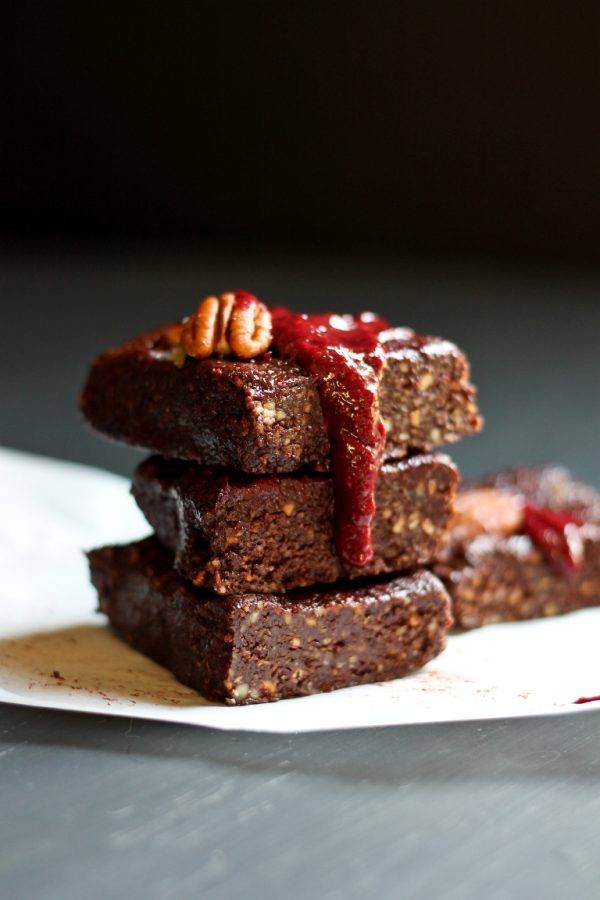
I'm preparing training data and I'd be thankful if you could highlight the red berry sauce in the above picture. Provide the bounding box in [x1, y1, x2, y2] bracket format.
[230, 289, 260, 310]
[272, 308, 389, 567]
[573, 694, 600, 705]
[522, 503, 584, 575]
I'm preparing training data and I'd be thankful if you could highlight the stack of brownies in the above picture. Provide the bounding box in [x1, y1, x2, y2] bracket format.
[83, 291, 482, 704]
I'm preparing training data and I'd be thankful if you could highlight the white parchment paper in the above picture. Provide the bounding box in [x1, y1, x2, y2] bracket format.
[1, 446, 599, 733]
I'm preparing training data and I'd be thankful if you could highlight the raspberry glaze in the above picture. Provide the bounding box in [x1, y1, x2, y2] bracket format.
[229, 289, 260, 310]
[522, 503, 584, 575]
[272, 308, 389, 567]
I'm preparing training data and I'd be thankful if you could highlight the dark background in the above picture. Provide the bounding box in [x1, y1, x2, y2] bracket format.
[3, 7, 600, 899]
[2, 2, 600, 262]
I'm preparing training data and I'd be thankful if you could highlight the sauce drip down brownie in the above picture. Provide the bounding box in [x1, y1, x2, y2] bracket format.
[271, 308, 389, 566]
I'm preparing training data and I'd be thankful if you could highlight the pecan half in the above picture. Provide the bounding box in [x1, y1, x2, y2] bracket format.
[181, 291, 272, 360]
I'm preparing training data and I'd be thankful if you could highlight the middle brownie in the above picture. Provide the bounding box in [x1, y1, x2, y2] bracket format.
[133, 453, 458, 594]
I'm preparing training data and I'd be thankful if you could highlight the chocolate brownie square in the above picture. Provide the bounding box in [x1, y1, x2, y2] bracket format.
[132, 452, 458, 593]
[81, 324, 481, 472]
[436, 466, 600, 628]
[89, 538, 453, 704]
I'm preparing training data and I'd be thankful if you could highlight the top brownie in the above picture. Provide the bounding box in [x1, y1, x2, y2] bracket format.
[81, 324, 481, 473]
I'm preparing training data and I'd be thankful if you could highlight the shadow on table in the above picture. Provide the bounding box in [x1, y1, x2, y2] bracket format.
[0, 624, 210, 709]
[2, 694, 600, 787]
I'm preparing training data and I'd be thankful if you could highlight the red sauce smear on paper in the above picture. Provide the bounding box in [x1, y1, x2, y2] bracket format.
[522, 503, 584, 575]
[272, 308, 389, 567]
[573, 695, 600, 705]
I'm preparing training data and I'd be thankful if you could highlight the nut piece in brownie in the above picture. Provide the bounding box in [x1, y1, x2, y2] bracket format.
[80, 323, 481, 473]
[89, 538, 453, 705]
[436, 465, 600, 629]
[132, 452, 458, 594]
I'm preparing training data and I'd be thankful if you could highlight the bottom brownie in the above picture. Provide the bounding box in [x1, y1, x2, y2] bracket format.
[88, 538, 452, 704]
[436, 465, 600, 629]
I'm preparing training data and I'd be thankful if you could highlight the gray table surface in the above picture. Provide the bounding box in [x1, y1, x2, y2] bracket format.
[2, 241, 600, 899]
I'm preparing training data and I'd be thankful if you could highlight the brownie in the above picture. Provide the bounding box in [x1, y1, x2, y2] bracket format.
[89, 537, 453, 705]
[436, 466, 600, 629]
[132, 452, 458, 594]
[80, 324, 481, 472]
[475, 465, 600, 521]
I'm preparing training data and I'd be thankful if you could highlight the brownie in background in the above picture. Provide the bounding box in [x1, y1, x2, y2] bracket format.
[437, 466, 600, 629]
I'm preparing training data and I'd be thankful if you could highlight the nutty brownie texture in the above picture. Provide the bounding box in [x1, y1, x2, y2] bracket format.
[89, 538, 453, 704]
[437, 466, 600, 629]
[132, 453, 458, 593]
[80, 324, 481, 472]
